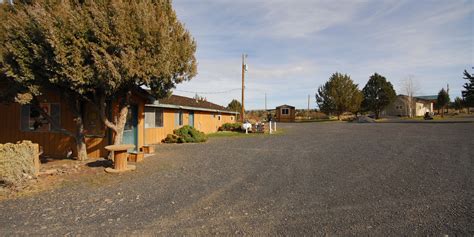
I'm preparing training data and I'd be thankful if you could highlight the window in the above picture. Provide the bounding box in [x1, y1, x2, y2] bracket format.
[281, 108, 290, 115]
[217, 114, 221, 121]
[84, 103, 105, 136]
[231, 116, 234, 121]
[21, 103, 60, 132]
[175, 111, 183, 127]
[145, 107, 163, 128]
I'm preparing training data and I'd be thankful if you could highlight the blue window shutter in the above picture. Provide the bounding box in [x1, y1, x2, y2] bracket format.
[50, 104, 61, 131]
[21, 105, 30, 131]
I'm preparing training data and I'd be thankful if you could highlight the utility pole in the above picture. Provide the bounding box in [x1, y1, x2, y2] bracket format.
[307, 95, 310, 118]
[265, 93, 267, 111]
[241, 54, 247, 122]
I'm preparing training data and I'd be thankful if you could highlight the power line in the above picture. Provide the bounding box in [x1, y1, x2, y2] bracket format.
[174, 88, 241, 94]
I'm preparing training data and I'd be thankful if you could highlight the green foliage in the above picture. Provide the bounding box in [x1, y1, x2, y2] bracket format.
[219, 122, 243, 132]
[437, 88, 450, 107]
[452, 97, 464, 111]
[462, 70, 474, 107]
[362, 73, 397, 119]
[0, 0, 197, 154]
[227, 99, 242, 113]
[437, 88, 450, 117]
[163, 126, 207, 143]
[1, 0, 197, 102]
[316, 72, 363, 119]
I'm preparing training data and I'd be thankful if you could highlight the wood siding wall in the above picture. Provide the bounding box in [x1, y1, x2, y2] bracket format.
[0, 93, 105, 158]
[276, 107, 296, 122]
[0, 92, 146, 159]
[144, 109, 235, 144]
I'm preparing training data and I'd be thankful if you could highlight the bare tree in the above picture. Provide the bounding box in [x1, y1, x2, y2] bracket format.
[400, 76, 419, 118]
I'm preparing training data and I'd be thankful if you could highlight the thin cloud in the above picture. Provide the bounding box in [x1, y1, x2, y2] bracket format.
[173, 0, 474, 109]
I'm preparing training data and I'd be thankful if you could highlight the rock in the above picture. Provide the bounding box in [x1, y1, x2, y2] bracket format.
[40, 169, 58, 176]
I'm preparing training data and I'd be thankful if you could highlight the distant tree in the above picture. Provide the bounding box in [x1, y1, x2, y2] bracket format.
[316, 72, 362, 120]
[437, 88, 450, 117]
[227, 99, 242, 120]
[452, 97, 464, 112]
[361, 73, 397, 119]
[0, 0, 197, 160]
[227, 99, 242, 112]
[401, 76, 419, 118]
[462, 69, 474, 111]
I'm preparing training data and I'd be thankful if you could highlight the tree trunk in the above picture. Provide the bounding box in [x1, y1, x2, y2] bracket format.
[96, 91, 132, 160]
[75, 136, 88, 161]
[74, 116, 88, 161]
[113, 104, 129, 145]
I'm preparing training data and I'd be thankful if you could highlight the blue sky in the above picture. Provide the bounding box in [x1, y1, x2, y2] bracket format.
[172, 0, 473, 110]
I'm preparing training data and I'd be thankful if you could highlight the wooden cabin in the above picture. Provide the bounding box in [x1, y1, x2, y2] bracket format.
[275, 104, 296, 122]
[0, 92, 237, 159]
[0, 88, 151, 159]
[144, 95, 238, 145]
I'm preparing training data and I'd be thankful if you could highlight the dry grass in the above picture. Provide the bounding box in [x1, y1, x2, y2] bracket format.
[0, 141, 37, 187]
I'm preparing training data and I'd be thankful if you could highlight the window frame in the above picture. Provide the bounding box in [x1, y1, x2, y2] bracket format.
[20, 103, 61, 133]
[145, 107, 164, 128]
[175, 110, 184, 127]
[281, 108, 290, 115]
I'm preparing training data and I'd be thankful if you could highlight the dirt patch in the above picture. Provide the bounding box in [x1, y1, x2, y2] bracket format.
[0, 157, 113, 201]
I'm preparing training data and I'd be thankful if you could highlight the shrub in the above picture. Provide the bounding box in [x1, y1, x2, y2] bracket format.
[219, 123, 243, 132]
[162, 126, 207, 143]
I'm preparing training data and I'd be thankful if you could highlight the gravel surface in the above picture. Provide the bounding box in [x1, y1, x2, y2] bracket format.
[0, 122, 473, 235]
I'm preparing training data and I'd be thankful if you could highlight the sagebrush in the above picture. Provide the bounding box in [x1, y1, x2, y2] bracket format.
[163, 126, 207, 143]
[219, 123, 243, 132]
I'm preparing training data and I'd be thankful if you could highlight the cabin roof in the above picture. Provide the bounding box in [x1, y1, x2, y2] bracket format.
[147, 94, 238, 114]
[276, 104, 295, 109]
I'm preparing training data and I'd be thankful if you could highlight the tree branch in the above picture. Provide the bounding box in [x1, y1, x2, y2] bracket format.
[97, 93, 118, 133]
[30, 101, 75, 138]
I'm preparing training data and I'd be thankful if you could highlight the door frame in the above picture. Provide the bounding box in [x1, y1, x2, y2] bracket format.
[189, 111, 195, 127]
[123, 104, 139, 151]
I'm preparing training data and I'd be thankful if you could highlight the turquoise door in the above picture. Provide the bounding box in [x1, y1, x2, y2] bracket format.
[123, 104, 138, 151]
[189, 111, 194, 127]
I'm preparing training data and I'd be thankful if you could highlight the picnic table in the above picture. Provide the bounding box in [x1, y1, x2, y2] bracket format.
[104, 144, 136, 173]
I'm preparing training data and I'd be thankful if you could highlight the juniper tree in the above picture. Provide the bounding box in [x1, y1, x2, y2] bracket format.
[361, 73, 396, 119]
[453, 97, 464, 112]
[227, 99, 242, 119]
[316, 72, 362, 120]
[437, 88, 450, 117]
[0, 0, 197, 160]
[462, 69, 474, 110]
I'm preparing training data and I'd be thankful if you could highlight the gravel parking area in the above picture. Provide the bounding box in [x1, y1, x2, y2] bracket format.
[0, 122, 473, 235]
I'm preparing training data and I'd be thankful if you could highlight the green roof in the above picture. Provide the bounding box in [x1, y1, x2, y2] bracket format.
[415, 95, 438, 100]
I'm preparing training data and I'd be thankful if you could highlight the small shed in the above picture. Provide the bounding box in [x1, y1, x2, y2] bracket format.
[275, 105, 296, 122]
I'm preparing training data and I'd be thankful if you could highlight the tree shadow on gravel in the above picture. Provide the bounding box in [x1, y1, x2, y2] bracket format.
[86, 159, 113, 168]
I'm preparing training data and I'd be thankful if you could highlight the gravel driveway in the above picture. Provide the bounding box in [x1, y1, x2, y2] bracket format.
[1, 122, 473, 235]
